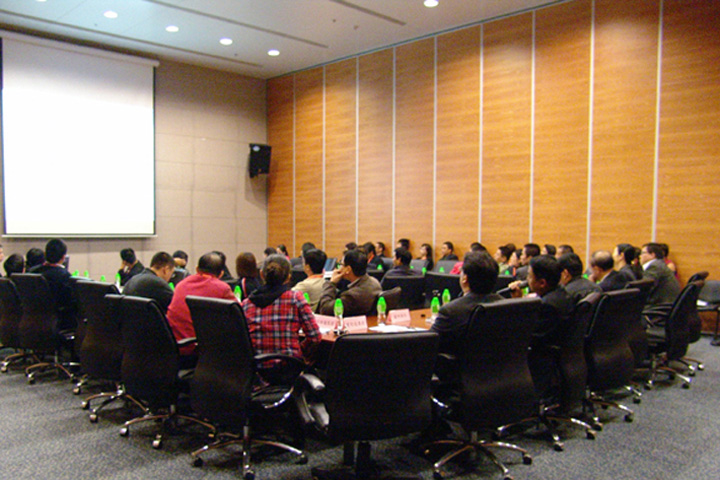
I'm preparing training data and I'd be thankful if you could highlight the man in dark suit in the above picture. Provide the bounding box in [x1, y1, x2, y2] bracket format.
[29, 238, 77, 331]
[122, 251, 175, 312]
[317, 249, 382, 317]
[640, 242, 681, 308]
[118, 248, 144, 287]
[558, 252, 601, 303]
[438, 241, 459, 261]
[362, 242, 385, 272]
[590, 250, 627, 292]
[515, 243, 540, 281]
[382, 247, 422, 280]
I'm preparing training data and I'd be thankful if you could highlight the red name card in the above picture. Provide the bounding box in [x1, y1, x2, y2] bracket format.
[344, 316, 368, 333]
[314, 314, 338, 332]
[387, 309, 411, 326]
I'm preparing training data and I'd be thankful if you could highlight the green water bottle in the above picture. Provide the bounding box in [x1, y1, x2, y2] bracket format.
[377, 296, 387, 325]
[115, 273, 121, 287]
[234, 285, 242, 300]
[169, 282, 175, 291]
[304, 292, 311, 304]
[422, 267, 427, 275]
[333, 298, 346, 335]
[439, 267, 445, 273]
[72, 270, 79, 277]
[430, 296, 440, 321]
[100, 275, 106, 282]
[377, 263, 383, 270]
[84, 270, 89, 278]
[442, 288, 451, 305]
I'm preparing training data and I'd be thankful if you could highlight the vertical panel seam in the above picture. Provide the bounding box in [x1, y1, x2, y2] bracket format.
[392, 47, 397, 246]
[322, 67, 327, 251]
[433, 36, 438, 251]
[292, 75, 297, 254]
[529, 12, 536, 242]
[478, 25, 484, 242]
[586, 0, 596, 262]
[355, 57, 360, 243]
[652, 0, 664, 241]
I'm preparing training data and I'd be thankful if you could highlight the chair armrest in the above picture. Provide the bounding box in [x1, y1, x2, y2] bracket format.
[297, 372, 325, 394]
[177, 336, 197, 347]
[642, 304, 672, 317]
[254, 353, 306, 370]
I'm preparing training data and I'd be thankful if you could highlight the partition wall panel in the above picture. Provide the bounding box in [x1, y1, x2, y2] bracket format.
[589, 0, 659, 254]
[533, 0, 592, 256]
[657, 0, 720, 278]
[294, 68, 324, 255]
[480, 14, 533, 251]
[358, 50, 394, 248]
[394, 39, 435, 257]
[267, 75, 294, 252]
[436, 27, 481, 257]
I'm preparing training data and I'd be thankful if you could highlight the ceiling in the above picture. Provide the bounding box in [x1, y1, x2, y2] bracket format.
[0, 0, 560, 79]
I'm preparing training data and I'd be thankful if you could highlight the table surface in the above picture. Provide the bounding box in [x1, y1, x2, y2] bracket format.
[320, 308, 433, 342]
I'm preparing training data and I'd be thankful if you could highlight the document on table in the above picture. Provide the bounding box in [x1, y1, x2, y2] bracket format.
[368, 325, 425, 333]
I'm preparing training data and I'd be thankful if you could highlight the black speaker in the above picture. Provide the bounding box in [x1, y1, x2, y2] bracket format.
[249, 144, 271, 178]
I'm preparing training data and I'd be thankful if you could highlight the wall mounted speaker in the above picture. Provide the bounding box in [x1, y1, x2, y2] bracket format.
[249, 143, 271, 178]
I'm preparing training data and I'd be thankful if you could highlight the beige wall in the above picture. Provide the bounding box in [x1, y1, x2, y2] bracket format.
[1, 60, 268, 279]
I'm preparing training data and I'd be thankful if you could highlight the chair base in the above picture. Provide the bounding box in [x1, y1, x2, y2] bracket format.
[637, 354, 692, 390]
[312, 441, 419, 480]
[1, 350, 40, 373]
[584, 394, 634, 424]
[25, 359, 75, 384]
[81, 383, 148, 423]
[119, 405, 215, 449]
[495, 405, 596, 452]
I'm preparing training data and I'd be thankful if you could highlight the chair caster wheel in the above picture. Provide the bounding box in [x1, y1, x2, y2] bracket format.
[688, 370, 696, 377]
[89, 413, 98, 423]
[0, 365, 8, 373]
[503, 476, 514, 480]
[433, 471, 443, 480]
[192, 457, 204, 467]
[632, 396, 641, 404]
[624, 414, 633, 423]
[152, 438, 162, 449]
[243, 469, 255, 480]
[553, 442, 564, 452]
[119, 427, 129, 437]
[586, 430, 596, 440]
[27, 377, 35, 385]
[698, 364, 705, 371]
[523, 454, 532, 465]
[644, 382, 653, 390]
[81, 401, 90, 410]
[73, 386, 81, 395]
[682, 382, 690, 389]
[591, 421, 603, 431]
[296, 454, 308, 465]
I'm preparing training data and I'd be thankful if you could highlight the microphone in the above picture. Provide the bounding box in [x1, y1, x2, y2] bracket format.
[496, 280, 528, 297]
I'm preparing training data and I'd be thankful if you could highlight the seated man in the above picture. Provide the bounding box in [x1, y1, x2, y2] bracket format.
[382, 247, 422, 279]
[558, 252, 601, 303]
[362, 242, 385, 272]
[640, 242, 681, 309]
[590, 250, 627, 292]
[118, 248, 144, 287]
[169, 250, 190, 286]
[30, 238, 77, 331]
[317, 249, 382, 317]
[166, 252, 238, 367]
[4, 254, 25, 276]
[431, 251, 502, 357]
[515, 243, 540, 281]
[449, 242, 486, 274]
[438, 241, 459, 261]
[292, 248, 327, 311]
[25, 248, 45, 271]
[122, 251, 176, 313]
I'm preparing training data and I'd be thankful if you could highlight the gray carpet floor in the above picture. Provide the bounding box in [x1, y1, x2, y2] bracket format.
[2, 339, 720, 480]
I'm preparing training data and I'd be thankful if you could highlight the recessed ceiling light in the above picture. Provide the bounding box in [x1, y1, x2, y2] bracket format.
[219, 38, 233, 46]
[268, 49, 280, 57]
[36, 0, 47, 3]
[424, 0, 439, 7]
[104, 10, 118, 19]
[165, 25, 179, 33]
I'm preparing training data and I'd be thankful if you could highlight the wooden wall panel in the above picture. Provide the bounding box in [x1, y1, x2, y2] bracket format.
[358, 49, 393, 247]
[395, 39, 435, 257]
[324, 60, 357, 260]
[294, 68, 324, 256]
[481, 14, 533, 251]
[533, 0, 592, 258]
[266, 75, 294, 251]
[657, 0, 720, 282]
[590, 0, 659, 254]
[436, 27, 481, 257]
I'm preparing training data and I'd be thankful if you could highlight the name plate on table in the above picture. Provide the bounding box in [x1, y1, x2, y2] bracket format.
[314, 314, 338, 333]
[344, 316, 368, 333]
[387, 309, 411, 326]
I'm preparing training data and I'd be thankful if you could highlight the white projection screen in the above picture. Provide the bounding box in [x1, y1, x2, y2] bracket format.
[1, 33, 157, 236]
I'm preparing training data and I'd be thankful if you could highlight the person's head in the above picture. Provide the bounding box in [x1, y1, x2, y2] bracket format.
[393, 247, 412, 267]
[4, 254, 24, 276]
[362, 242, 376, 260]
[197, 252, 224, 277]
[45, 238, 67, 265]
[528, 255, 562, 296]
[660, 243, 670, 258]
[375, 242, 387, 257]
[120, 248, 136, 265]
[303, 248, 327, 275]
[420, 243, 433, 259]
[469, 242, 486, 253]
[345, 242, 358, 252]
[508, 249, 522, 268]
[614, 243, 635, 266]
[263, 247, 276, 258]
[556, 244, 574, 258]
[640, 242, 664, 264]
[301, 242, 316, 256]
[590, 250, 614, 277]
[542, 244, 557, 256]
[25, 248, 45, 269]
[172, 250, 188, 268]
[235, 252, 259, 278]
[396, 238, 410, 250]
[461, 251, 498, 295]
[149, 252, 175, 282]
[341, 248, 368, 279]
[494, 244, 514, 264]
[276, 244, 289, 256]
[557, 252, 583, 285]
[520, 243, 540, 265]
[262, 254, 291, 287]
[441, 241, 455, 257]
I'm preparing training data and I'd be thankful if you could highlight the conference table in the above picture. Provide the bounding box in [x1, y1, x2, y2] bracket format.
[319, 308, 433, 342]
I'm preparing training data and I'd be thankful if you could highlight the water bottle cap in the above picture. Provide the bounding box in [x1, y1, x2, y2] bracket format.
[378, 296, 386, 306]
[169, 282, 175, 290]
[377, 264, 383, 270]
[439, 267, 445, 273]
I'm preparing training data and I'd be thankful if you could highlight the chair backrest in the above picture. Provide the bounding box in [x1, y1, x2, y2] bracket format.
[367, 269, 384, 282]
[380, 257, 394, 271]
[433, 259, 457, 273]
[324, 332, 438, 442]
[380, 275, 426, 309]
[0, 277, 23, 348]
[410, 259, 426, 272]
[686, 271, 709, 284]
[585, 289, 643, 390]
[13, 273, 59, 352]
[112, 294, 180, 408]
[168, 268, 189, 287]
[625, 278, 654, 306]
[699, 280, 720, 304]
[493, 274, 514, 293]
[459, 297, 541, 428]
[186, 296, 255, 430]
[379, 287, 402, 312]
[664, 280, 703, 360]
[424, 272, 462, 306]
[75, 280, 122, 380]
[290, 269, 308, 287]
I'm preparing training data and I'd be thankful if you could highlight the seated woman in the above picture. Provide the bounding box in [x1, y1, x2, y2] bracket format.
[418, 243, 434, 272]
[235, 252, 262, 299]
[242, 254, 321, 384]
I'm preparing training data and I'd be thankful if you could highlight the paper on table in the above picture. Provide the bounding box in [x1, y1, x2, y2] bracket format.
[369, 324, 419, 333]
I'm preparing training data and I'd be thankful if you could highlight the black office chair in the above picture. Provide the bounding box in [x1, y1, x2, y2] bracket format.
[686, 271, 709, 284]
[410, 259, 427, 272]
[424, 272, 462, 307]
[493, 274, 514, 293]
[290, 268, 308, 287]
[379, 287, 402, 312]
[168, 268, 189, 287]
[13, 273, 76, 384]
[433, 260, 457, 273]
[381, 275, 426, 309]
[113, 294, 213, 449]
[0, 278, 39, 372]
[186, 296, 307, 479]
[299, 332, 439, 479]
[367, 269, 385, 282]
[380, 257, 394, 271]
[698, 280, 720, 346]
[429, 298, 539, 479]
[625, 278, 654, 307]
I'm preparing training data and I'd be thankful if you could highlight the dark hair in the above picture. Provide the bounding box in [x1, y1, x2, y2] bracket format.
[150, 251, 174, 269]
[343, 249, 368, 276]
[470, 242, 486, 252]
[120, 248, 136, 264]
[544, 244, 557, 256]
[660, 243, 670, 257]
[45, 238, 67, 264]
[263, 247, 276, 257]
[301, 242, 316, 256]
[443, 241, 454, 252]
[397, 238, 410, 250]
[591, 250, 614, 271]
[236, 252, 259, 278]
[497, 245, 514, 262]
[420, 243, 434, 271]
[262, 254, 291, 287]
[376, 242, 387, 256]
[523, 243, 540, 258]
[172, 250, 188, 261]
[557, 244, 574, 255]
[345, 242, 358, 251]
[557, 252, 583, 278]
[394, 247, 412, 266]
[362, 242, 376, 256]
[277, 244, 289, 256]
[529, 255, 562, 289]
[25, 248, 45, 269]
[643, 242, 665, 260]
[197, 252, 224, 276]
[303, 248, 327, 275]
[617, 243, 636, 264]
[4, 254, 24, 276]
[462, 251, 498, 294]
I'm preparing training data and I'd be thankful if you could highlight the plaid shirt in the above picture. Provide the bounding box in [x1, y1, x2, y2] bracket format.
[242, 289, 321, 368]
